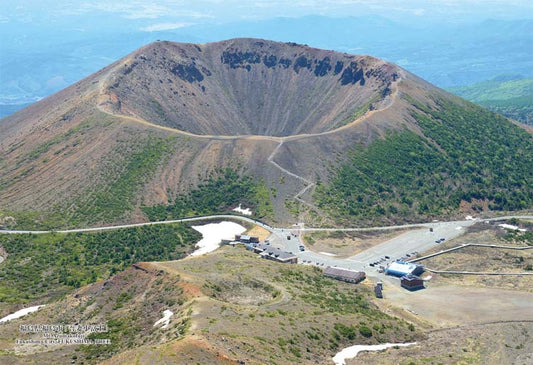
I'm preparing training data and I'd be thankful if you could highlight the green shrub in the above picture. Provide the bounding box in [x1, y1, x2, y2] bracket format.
[359, 325, 372, 338]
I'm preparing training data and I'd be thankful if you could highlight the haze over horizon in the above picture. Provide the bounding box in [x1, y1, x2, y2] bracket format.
[1, 0, 532, 117]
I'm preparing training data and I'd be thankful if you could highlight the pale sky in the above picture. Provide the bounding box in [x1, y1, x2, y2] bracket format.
[2, 0, 532, 27]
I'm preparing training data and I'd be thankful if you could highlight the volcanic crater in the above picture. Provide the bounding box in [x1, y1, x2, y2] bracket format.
[100, 39, 401, 137]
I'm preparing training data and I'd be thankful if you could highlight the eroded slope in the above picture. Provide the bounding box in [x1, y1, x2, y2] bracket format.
[100, 39, 399, 136]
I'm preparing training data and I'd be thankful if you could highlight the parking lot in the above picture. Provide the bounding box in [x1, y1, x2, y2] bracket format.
[265, 220, 478, 276]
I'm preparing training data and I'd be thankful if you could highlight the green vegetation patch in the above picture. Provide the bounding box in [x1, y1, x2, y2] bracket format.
[142, 168, 273, 220]
[72, 135, 173, 225]
[478, 96, 533, 125]
[0, 223, 201, 308]
[449, 77, 533, 103]
[504, 230, 533, 246]
[315, 96, 533, 224]
[274, 267, 388, 318]
[449, 76, 533, 125]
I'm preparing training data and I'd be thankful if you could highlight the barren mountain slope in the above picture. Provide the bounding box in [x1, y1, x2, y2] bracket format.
[0, 39, 530, 228]
[100, 39, 398, 136]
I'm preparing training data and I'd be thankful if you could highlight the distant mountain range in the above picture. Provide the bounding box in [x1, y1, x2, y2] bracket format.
[1, 16, 531, 118]
[1, 39, 531, 229]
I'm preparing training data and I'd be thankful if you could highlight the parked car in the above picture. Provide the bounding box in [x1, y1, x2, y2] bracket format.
[299, 245, 305, 251]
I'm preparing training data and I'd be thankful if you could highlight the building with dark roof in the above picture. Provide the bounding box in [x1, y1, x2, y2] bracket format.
[400, 275, 425, 291]
[235, 234, 259, 243]
[252, 243, 270, 253]
[323, 267, 366, 284]
[260, 247, 298, 264]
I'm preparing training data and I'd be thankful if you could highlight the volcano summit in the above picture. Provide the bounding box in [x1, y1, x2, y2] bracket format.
[0, 39, 531, 227]
[99, 39, 400, 137]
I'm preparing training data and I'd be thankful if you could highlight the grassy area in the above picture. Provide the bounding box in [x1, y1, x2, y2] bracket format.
[315, 96, 533, 224]
[0, 264, 193, 365]
[478, 96, 533, 125]
[142, 168, 274, 221]
[159, 247, 421, 364]
[0, 210, 70, 231]
[417, 222, 533, 291]
[0, 223, 201, 310]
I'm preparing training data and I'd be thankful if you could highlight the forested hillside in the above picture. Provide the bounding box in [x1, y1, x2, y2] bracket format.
[450, 77, 533, 125]
[0, 224, 200, 310]
[315, 96, 533, 224]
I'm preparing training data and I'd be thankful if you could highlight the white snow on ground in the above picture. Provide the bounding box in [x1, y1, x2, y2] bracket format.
[0, 305, 45, 324]
[332, 342, 416, 365]
[190, 221, 246, 256]
[319, 252, 337, 257]
[498, 224, 527, 232]
[232, 204, 252, 216]
[153, 310, 173, 329]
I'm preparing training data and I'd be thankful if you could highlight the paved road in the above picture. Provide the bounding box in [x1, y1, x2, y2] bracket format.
[300, 215, 533, 232]
[0, 214, 274, 235]
[1, 214, 531, 276]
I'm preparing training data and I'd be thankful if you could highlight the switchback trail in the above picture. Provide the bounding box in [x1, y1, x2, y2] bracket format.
[266, 141, 320, 213]
[263, 70, 405, 211]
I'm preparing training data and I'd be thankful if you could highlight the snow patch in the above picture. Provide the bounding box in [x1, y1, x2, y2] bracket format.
[0, 305, 45, 324]
[333, 342, 416, 365]
[153, 309, 173, 329]
[190, 221, 246, 256]
[498, 224, 527, 232]
[232, 204, 252, 216]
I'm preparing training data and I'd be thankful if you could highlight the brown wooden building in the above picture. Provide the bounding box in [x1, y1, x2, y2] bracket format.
[400, 275, 424, 291]
[323, 267, 366, 284]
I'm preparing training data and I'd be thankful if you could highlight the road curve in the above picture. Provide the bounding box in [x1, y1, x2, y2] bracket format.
[0, 214, 273, 235]
[0, 215, 530, 236]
